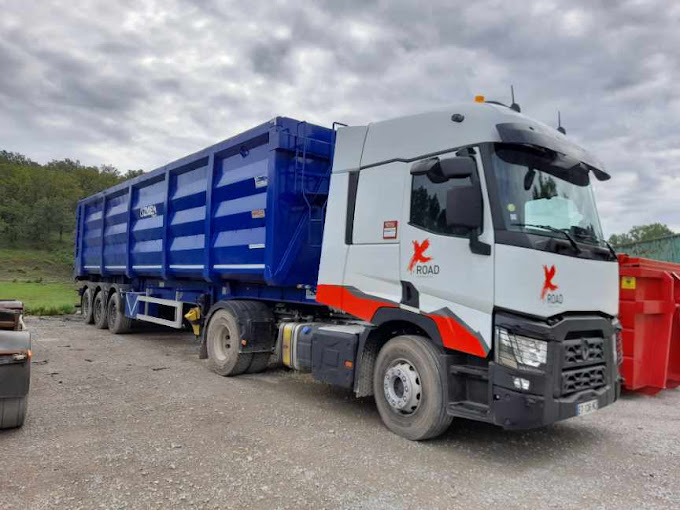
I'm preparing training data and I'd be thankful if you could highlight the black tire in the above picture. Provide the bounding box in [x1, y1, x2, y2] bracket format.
[373, 335, 453, 441]
[107, 292, 133, 334]
[246, 353, 272, 374]
[92, 291, 108, 330]
[206, 301, 275, 377]
[81, 288, 94, 324]
[206, 308, 253, 376]
[0, 396, 28, 429]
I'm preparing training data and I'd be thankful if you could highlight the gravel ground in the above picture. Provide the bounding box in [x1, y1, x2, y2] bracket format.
[1, 316, 679, 510]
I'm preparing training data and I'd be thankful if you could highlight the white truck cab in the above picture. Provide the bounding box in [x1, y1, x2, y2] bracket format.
[316, 100, 621, 438]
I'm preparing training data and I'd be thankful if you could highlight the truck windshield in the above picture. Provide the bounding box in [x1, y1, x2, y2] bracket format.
[489, 143, 605, 246]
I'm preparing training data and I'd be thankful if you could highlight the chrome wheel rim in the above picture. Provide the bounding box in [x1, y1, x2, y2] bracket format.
[383, 359, 422, 414]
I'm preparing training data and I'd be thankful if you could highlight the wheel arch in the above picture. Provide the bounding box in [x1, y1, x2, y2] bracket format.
[354, 308, 444, 397]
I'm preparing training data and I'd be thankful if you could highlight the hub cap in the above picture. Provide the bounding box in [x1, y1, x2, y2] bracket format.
[383, 360, 422, 414]
[213, 321, 234, 362]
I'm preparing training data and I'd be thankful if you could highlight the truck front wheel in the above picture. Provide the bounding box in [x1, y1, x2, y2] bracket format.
[373, 335, 453, 441]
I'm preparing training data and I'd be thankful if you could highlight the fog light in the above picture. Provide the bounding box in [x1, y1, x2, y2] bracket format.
[513, 377, 530, 391]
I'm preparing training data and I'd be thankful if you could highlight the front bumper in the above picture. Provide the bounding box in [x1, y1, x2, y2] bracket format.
[489, 311, 620, 429]
[490, 365, 620, 429]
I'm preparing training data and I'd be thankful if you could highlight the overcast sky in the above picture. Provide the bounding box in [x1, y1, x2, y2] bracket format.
[1, 0, 678, 236]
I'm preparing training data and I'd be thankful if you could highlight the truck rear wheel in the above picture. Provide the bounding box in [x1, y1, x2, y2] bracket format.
[0, 396, 28, 429]
[92, 291, 108, 329]
[206, 308, 254, 376]
[373, 335, 452, 441]
[107, 292, 132, 334]
[246, 353, 271, 374]
[81, 288, 94, 324]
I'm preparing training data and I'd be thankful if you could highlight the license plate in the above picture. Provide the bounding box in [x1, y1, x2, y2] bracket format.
[577, 399, 599, 416]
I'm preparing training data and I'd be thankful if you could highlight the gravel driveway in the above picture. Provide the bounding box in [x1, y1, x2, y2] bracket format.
[1, 316, 678, 509]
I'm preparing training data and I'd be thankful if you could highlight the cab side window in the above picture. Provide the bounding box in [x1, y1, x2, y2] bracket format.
[409, 173, 471, 236]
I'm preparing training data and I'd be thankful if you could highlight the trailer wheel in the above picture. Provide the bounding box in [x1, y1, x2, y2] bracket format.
[92, 291, 108, 329]
[0, 396, 28, 429]
[81, 288, 94, 324]
[107, 292, 132, 334]
[373, 335, 452, 441]
[206, 308, 254, 376]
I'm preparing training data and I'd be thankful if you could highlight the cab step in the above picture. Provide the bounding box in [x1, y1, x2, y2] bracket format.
[449, 364, 489, 380]
[447, 401, 492, 421]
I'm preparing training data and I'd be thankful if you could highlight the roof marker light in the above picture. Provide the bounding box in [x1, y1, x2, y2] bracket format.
[474, 95, 485, 103]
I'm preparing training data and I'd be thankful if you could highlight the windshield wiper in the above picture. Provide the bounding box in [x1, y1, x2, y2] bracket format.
[512, 223, 582, 253]
[603, 240, 618, 260]
[571, 229, 618, 261]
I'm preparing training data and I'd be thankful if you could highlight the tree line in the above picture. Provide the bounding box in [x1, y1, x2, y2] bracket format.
[609, 223, 675, 246]
[0, 150, 143, 246]
[0, 147, 673, 249]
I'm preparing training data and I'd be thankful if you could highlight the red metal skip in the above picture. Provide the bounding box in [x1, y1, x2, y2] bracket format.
[618, 255, 680, 394]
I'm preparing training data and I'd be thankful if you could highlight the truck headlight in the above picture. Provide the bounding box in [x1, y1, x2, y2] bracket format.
[495, 327, 548, 371]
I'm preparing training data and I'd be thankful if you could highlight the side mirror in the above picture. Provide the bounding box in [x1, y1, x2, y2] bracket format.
[439, 156, 476, 179]
[446, 184, 483, 230]
[410, 157, 439, 176]
[410, 156, 476, 180]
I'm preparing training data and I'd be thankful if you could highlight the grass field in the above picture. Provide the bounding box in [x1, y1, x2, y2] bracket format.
[0, 281, 78, 315]
[0, 246, 73, 283]
[0, 243, 77, 315]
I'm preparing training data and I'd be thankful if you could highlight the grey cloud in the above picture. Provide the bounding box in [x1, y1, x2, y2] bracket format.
[249, 42, 292, 78]
[0, 0, 678, 235]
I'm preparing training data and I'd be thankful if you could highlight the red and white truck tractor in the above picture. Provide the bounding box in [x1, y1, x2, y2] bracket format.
[75, 97, 621, 440]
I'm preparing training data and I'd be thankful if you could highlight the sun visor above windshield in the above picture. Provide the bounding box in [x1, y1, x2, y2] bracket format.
[496, 122, 608, 179]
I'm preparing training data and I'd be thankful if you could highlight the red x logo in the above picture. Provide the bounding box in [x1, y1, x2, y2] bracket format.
[541, 265, 558, 299]
[408, 239, 433, 272]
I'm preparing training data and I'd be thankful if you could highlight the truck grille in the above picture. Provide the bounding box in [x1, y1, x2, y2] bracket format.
[563, 337, 605, 368]
[561, 366, 606, 394]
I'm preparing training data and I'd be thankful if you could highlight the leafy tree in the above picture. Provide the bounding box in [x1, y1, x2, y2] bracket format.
[0, 149, 145, 248]
[123, 169, 145, 180]
[609, 223, 674, 246]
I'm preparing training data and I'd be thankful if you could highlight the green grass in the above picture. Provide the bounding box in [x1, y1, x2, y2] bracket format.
[0, 243, 77, 315]
[0, 245, 73, 283]
[0, 281, 78, 315]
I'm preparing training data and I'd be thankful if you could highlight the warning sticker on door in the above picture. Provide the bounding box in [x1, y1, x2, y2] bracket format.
[383, 220, 398, 240]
